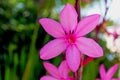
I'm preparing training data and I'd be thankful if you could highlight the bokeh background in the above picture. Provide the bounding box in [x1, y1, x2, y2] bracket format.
[0, 0, 120, 80]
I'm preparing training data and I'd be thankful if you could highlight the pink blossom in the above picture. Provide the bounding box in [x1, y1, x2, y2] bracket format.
[83, 0, 89, 3]
[39, 3, 103, 72]
[40, 60, 74, 80]
[105, 28, 119, 40]
[96, 64, 119, 80]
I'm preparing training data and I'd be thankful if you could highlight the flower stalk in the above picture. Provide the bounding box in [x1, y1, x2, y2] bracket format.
[75, 0, 84, 80]
[75, 0, 81, 21]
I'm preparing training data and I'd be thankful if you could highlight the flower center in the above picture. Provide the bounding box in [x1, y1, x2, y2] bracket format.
[66, 34, 76, 44]
[69, 35, 76, 43]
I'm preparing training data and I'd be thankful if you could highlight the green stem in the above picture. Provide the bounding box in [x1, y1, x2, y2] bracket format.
[22, 25, 39, 80]
[22, 0, 43, 79]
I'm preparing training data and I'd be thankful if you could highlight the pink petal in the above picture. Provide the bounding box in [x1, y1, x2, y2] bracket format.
[43, 62, 60, 78]
[67, 77, 75, 80]
[100, 64, 106, 79]
[39, 18, 64, 38]
[40, 39, 67, 60]
[66, 45, 80, 72]
[112, 78, 120, 80]
[76, 37, 103, 57]
[96, 79, 100, 80]
[107, 64, 119, 79]
[83, 0, 89, 3]
[60, 3, 78, 33]
[75, 14, 100, 37]
[58, 60, 69, 78]
[40, 76, 57, 80]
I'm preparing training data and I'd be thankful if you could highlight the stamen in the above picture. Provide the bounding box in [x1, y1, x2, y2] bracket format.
[69, 35, 76, 43]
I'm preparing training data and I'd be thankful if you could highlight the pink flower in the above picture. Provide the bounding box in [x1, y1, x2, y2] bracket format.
[40, 60, 74, 80]
[39, 3, 103, 72]
[105, 28, 119, 40]
[96, 64, 119, 80]
[83, 0, 89, 3]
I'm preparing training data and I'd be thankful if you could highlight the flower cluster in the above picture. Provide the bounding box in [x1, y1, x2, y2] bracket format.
[38, 3, 118, 80]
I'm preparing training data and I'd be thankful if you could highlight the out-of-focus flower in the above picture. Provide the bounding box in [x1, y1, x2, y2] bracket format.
[103, 26, 120, 57]
[105, 26, 120, 40]
[40, 60, 74, 80]
[96, 64, 119, 80]
[39, 3, 103, 72]
[83, 0, 89, 3]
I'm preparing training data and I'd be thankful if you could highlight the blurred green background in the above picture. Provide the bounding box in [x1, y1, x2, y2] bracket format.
[0, 0, 119, 80]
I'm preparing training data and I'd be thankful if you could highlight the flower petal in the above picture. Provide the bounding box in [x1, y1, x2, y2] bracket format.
[66, 45, 80, 72]
[112, 78, 120, 80]
[100, 64, 106, 79]
[75, 14, 100, 37]
[58, 60, 69, 78]
[39, 18, 64, 38]
[60, 3, 78, 33]
[40, 39, 67, 60]
[67, 77, 75, 80]
[43, 62, 60, 78]
[76, 37, 103, 57]
[96, 79, 100, 80]
[107, 64, 119, 79]
[40, 76, 57, 80]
